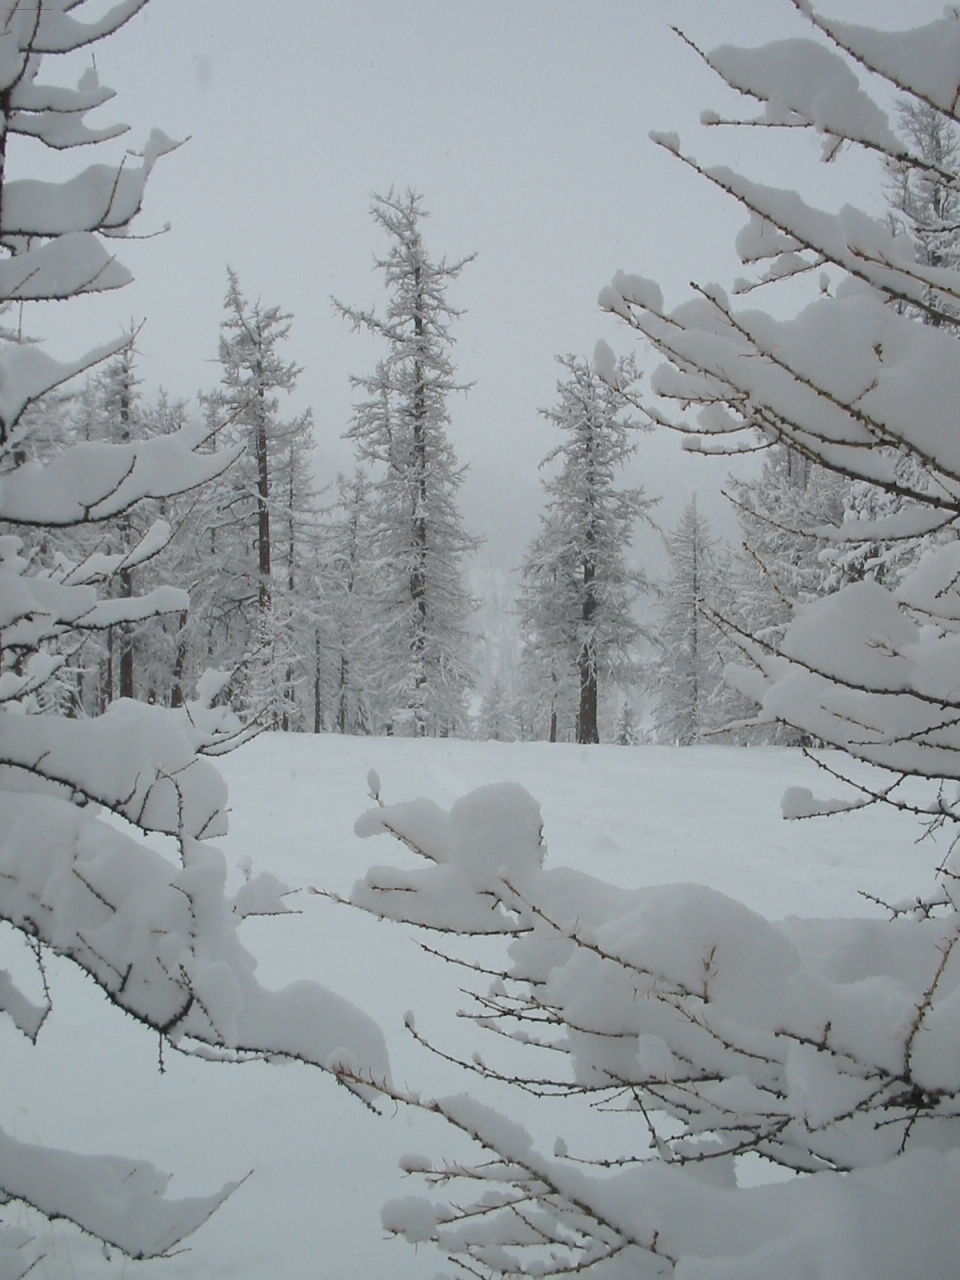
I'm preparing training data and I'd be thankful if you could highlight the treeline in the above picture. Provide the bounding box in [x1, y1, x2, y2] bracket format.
[10, 100, 958, 746]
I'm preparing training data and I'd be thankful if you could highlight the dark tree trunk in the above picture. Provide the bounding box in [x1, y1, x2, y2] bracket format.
[314, 630, 323, 734]
[577, 556, 599, 744]
[117, 376, 134, 699]
[337, 651, 348, 734]
[409, 270, 428, 738]
[170, 611, 189, 708]
[255, 384, 271, 613]
[119, 566, 134, 699]
[102, 628, 114, 712]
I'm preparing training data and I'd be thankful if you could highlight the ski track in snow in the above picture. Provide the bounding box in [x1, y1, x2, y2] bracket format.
[0, 735, 934, 1279]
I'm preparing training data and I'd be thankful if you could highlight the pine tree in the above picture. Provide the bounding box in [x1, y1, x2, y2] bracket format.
[337, 189, 479, 736]
[518, 351, 654, 744]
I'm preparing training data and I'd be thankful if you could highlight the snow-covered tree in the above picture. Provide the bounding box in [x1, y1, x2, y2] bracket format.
[727, 443, 846, 647]
[477, 675, 517, 742]
[653, 495, 743, 744]
[0, 6, 388, 1269]
[200, 270, 318, 725]
[318, 468, 377, 735]
[337, 189, 479, 737]
[518, 350, 654, 744]
[613, 697, 639, 745]
[331, 9, 960, 1278]
[44, 348, 198, 715]
[887, 96, 960, 324]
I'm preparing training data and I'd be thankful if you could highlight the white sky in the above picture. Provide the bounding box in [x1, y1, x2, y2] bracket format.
[24, 0, 947, 570]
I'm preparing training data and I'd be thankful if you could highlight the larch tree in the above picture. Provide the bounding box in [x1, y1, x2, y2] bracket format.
[330, 8, 960, 1278]
[0, 4, 388, 1270]
[337, 189, 479, 737]
[518, 349, 654, 744]
[652, 495, 740, 744]
[201, 270, 318, 725]
[726, 443, 847, 651]
[477, 674, 517, 742]
[318, 467, 378, 735]
[887, 96, 960, 322]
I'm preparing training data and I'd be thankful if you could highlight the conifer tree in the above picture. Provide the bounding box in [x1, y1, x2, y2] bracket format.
[201, 270, 317, 724]
[887, 99, 960, 323]
[653, 496, 744, 745]
[518, 351, 654, 744]
[337, 189, 479, 736]
[318, 469, 377, 735]
[477, 675, 517, 742]
[614, 699, 640, 745]
[727, 444, 847, 658]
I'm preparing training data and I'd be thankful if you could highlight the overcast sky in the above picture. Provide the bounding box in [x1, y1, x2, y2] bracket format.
[27, 0, 946, 569]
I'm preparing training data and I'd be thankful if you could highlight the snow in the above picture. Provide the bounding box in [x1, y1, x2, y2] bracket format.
[0, 424, 237, 525]
[3, 131, 179, 237]
[2, 732, 941, 1278]
[707, 38, 900, 151]
[0, 233, 132, 302]
[27, 1, 151, 56]
[0, 1130, 237, 1262]
[797, 5, 960, 117]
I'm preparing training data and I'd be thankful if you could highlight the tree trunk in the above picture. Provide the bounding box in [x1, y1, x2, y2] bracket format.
[409, 271, 428, 737]
[170, 611, 189, 708]
[119, 565, 134, 699]
[337, 651, 348, 734]
[314, 629, 323, 734]
[103, 626, 114, 710]
[578, 645, 599, 744]
[578, 556, 599, 744]
[255, 385, 271, 613]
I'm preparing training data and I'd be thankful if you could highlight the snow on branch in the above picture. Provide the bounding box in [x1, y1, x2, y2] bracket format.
[4, 129, 181, 239]
[0, 1127, 238, 1260]
[696, 32, 902, 157]
[0, 792, 391, 1094]
[22, 1, 151, 57]
[0, 421, 239, 524]
[0, 233, 132, 301]
[349, 11, 960, 1277]
[346, 782, 544, 933]
[0, 2, 392, 1266]
[793, 1, 960, 118]
[345, 780, 960, 1277]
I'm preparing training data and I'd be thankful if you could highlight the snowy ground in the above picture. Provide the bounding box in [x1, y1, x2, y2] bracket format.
[2, 735, 939, 1279]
